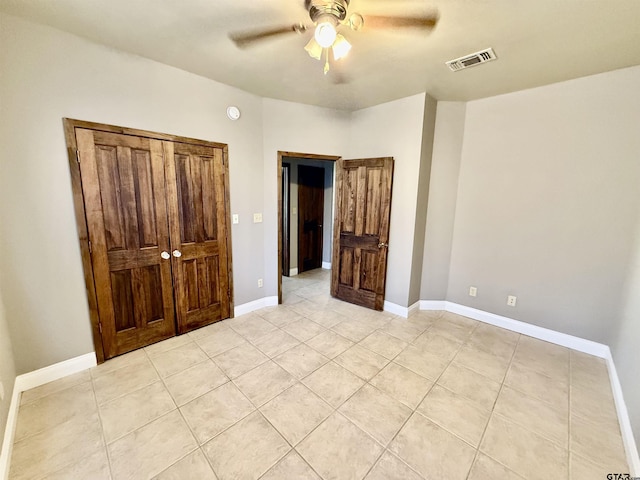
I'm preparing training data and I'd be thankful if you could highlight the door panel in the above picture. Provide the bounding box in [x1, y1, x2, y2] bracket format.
[165, 141, 230, 333]
[298, 165, 324, 273]
[77, 129, 176, 358]
[331, 158, 394, 310]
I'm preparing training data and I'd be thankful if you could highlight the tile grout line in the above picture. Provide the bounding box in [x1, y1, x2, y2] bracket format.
[26, 378, 113, 480]
[136, 348, 204, 479]
[17, 272, 618, 480]
[90, 369, 116, 480]
[239, 283, 334, 479]
[259, 309, 433, 478]
[359, 311, 468, 480]
[465, 333, 524, 480]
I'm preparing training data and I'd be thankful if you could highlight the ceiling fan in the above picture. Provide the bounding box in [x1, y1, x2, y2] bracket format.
[229, 0, 439, 76]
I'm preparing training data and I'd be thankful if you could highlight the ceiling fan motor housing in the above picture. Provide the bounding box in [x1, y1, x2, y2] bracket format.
[308, 0, 350, 23]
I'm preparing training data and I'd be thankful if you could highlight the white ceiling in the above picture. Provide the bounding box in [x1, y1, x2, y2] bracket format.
[2, 0, 640, 111]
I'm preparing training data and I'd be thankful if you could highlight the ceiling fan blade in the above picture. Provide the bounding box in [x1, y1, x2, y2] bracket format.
[229, 24, 307, 48]
[362, 14, 439, 30]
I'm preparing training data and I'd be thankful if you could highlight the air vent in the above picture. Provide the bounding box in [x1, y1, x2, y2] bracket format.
[446, 48, 497, 72]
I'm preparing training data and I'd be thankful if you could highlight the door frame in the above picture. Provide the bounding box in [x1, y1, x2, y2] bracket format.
[277, 151, 340, 304]
[281, 163, 291, 277]
[64, 118, 235, 363]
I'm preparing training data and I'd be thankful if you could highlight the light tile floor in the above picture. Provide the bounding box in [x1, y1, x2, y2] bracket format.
[9, 269, 629, 479]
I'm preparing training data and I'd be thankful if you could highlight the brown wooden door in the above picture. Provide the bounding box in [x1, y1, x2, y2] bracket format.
[298, 165, 324, 273]
[76, 129, 176, 358]
[331, 158, 394, 310]
[165, 141, 231, 333]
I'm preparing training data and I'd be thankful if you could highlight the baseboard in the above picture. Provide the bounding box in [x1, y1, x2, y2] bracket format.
[13, 353, 97, 393]
[0, 383, 20, 480]
[234, 296, 278, 317]
[383, 301, 420, 319]
[289, 268, 298, 276]
[322, 262, 331, 270]
[421, 300, 639, 472]
[442, 302, 609, 358]
[605, 352, 640, 475]
[0, 352, 97, 480]
[419, 300, 446, 310]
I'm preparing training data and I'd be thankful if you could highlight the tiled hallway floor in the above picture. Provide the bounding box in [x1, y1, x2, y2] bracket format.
[9, 269, 629, 479]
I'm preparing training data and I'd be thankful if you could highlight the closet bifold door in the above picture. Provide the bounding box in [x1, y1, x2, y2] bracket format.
[76, 129, 177, 359]
[164, 141, 231, 333]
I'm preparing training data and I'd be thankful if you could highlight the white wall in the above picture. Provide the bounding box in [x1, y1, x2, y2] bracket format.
[262, 99, 351, 296]
[0, 289, 16, 458]
[408, 94, 438, 305]
[348, 94, 427, 307]
[447, 65, 640, 345]
[421, 102, 466, 300]
[0, 13, 267, 372]
[613, 210, 640, 448]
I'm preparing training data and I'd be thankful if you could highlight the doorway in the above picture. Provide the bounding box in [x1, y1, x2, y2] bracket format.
[277, 152, 340, 304]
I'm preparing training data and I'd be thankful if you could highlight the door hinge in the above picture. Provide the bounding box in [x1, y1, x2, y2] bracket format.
[98, 322, 103, 334]
[88, 240, 92, 254]
[75, 150, 80, 164]
[227, 288, 231, 298]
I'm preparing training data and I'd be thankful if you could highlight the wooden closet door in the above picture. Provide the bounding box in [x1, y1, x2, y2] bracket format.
[76, 129, 176, 358]
[165, 141, 231, 333]
[331, 157, 394, 310]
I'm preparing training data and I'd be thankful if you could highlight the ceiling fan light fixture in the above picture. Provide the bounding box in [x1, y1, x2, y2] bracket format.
[304, 37, 323, 60]
[332, 34, 351, 60]
[315, 20, 337, 48]
[348, 13, 364, 31]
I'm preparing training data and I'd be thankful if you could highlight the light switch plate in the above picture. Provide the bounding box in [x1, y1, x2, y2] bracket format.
[232, 214, 239, 224]
[253, 213, 263, 223]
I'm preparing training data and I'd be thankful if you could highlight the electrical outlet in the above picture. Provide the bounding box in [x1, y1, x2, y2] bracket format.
[507, 295, 517, 307]
[253, 213, 263, 223]
[469, 286, 477, 297]
[257, 278, 263, 288]
[232, 214, 239, 224]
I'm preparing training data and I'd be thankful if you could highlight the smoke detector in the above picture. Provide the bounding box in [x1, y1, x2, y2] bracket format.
[446, 48, 497, 72]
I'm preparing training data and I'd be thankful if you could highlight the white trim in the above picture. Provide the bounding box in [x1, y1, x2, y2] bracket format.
[383, 301, 420, 319]
[441, 301, 609, 357]
[383, 301, 407, 317]
[605, 352, 640, 475]
[234, 296, 278, 317]
[321, 262, 331, 270]
[408, 301, 420, 317]
[0, 383, 20, 480]
[420, 300, 640, 472]
[289, 268, 298, 277]
[13, 353, 97, 393]
[419, 300, 446, 310]
[0, 352, 97, 480]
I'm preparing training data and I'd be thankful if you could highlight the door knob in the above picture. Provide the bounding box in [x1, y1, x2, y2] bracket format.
[161, 251, 170, 260]
[172, 250, 182, 258]
[378, 242, 389, 248]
